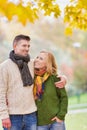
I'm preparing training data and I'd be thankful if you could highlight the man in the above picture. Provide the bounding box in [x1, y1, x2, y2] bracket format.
[0, 35, 37, 130]
[0, 34, 67, 130]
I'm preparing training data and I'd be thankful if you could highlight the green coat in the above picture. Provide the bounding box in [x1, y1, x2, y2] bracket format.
[36, 75, 68, 126]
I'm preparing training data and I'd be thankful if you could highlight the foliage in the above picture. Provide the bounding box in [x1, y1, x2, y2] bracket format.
[0, 0, 39, 24]
[64, 0, 87, 34]
[0, 0, 87, 35]
[0, 0, 60, 25]
[36, 0, 61, 17]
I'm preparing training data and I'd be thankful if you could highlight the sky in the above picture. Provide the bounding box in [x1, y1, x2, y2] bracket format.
[9, 0, 70, 8]
[57, 0, 70, 16]
[57, 0, 70, 10]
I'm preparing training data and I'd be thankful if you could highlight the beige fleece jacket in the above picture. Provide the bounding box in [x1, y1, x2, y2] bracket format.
[0, 59, 37, 120]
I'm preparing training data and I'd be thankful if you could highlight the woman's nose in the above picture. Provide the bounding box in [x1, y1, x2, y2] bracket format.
[35, 58, 40, 63]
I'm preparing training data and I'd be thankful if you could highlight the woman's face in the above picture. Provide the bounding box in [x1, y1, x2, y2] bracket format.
[34, 53, 47, 69]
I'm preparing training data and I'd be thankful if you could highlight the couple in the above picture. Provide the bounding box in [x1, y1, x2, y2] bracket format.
[0, 34, 68, 130]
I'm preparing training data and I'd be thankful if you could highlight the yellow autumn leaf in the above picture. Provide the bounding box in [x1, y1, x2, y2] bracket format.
[64, 27, 73, 36]
[0, 0, 87, 33]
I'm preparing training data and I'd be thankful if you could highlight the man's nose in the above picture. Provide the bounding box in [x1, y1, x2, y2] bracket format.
[26, 46, 29, 51]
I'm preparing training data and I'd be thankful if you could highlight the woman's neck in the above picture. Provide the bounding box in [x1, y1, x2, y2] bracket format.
[34, 67, 47, 76]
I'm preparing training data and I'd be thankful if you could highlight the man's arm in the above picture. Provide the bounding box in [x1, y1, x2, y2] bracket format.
[55, 75, 67, 88]
[0, 64, 11, 128]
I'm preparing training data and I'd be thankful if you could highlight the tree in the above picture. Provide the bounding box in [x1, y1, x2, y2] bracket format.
[73, 61, 87, 91]
[72, 47, 87, 91]
[64, 0, 87, 35]
[0, 0, 60, 24]
[0, 0, 87, 35]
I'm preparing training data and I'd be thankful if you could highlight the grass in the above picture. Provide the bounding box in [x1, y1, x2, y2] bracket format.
[65, 112, 87, 130]
[68, 92, 87, 105]
[66, 93, 87, 130]
[65, 93, 87, 130]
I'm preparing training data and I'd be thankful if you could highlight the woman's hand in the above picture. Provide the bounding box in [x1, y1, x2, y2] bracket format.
[55, 75, 67, 88]
[51, 116, 63, 123]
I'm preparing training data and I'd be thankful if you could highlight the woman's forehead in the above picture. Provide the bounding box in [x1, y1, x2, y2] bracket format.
[40, 52, 48, 56]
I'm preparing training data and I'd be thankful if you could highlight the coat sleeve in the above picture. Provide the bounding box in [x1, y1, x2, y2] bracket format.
[56, 87, 68, 120]
[54, 75, 68, 120]
[0, 64, 9, 119]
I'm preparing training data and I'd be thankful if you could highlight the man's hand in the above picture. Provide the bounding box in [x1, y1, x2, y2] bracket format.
[2, 118, 11, 129]
[55, 75, 67, 88]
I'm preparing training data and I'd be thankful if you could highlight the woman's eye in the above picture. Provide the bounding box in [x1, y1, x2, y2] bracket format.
[36, 56, 43, 60]
[36, 56, 39, 59]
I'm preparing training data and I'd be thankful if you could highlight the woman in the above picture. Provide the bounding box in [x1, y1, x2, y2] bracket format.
[34, 51, 68, 130]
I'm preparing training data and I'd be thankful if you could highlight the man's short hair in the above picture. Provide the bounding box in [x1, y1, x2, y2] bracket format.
[13, 34, 31, 45]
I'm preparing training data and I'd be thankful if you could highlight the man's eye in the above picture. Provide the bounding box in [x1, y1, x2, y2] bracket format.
[40, 57, 43, 60]
[28, 45, 30, 48]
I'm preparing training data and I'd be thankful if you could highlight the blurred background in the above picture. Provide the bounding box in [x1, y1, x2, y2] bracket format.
[0, 16, 87, 130]
[0, 0, 87, 130]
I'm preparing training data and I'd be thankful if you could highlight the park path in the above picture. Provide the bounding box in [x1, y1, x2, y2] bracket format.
[68, 108, 87, 114]
[68, 103, 87, 114]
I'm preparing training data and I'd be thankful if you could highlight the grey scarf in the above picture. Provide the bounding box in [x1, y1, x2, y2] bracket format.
[9, 50, 34, 86]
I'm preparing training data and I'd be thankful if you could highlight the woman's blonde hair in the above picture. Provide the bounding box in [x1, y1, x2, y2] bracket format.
[40, 50, 58, 75]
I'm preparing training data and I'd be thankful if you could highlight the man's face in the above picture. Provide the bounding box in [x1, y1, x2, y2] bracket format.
[13, 39, 30, 56]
